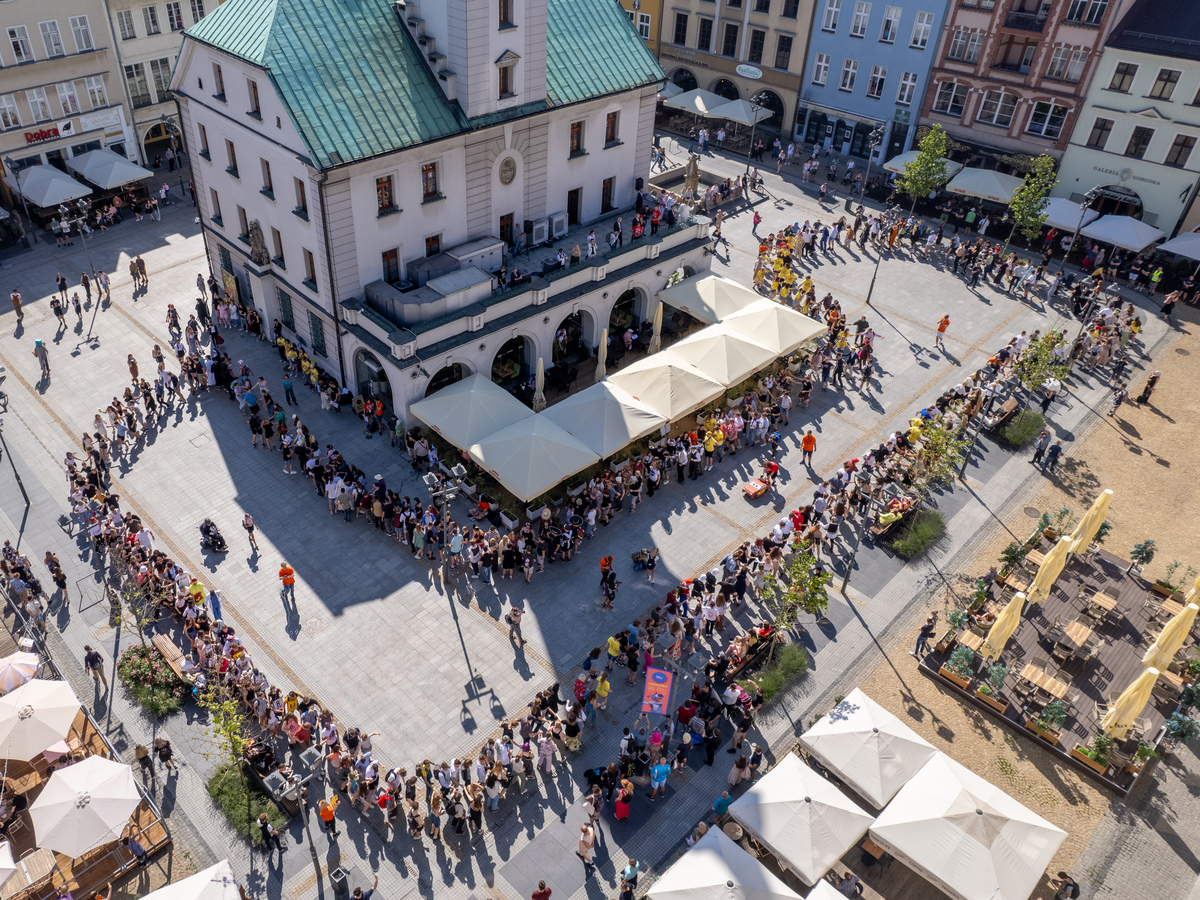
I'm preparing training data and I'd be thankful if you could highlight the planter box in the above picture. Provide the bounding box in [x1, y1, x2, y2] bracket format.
[726, 397, 743, 409]
[1125, 760, 1147, 775]
[934, 631, 957, 654]
[975, 689, 1008, 714]
[938, 665, 973, 690]
[526, 505, 546, 521]
[499, 511, 518, 530]
[610, 459, 630, 473]
[1023, 719, 1061, 746]
[566, 482, 588, 498]
[459, 481, 477, 498]
[1069, 745, 1108, 774]
[1151, 581, 1177, 597]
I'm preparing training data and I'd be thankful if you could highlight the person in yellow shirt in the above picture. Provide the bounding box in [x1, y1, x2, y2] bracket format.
[712, 426, 725, 462]
[703, 432, 717, 471]
[800, 276, 814, 295]
[187, 578, 205, 604]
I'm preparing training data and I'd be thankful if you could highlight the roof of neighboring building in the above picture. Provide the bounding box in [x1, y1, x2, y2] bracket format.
[1107, 0, 1200, 61]
[184, 0, 663, 170]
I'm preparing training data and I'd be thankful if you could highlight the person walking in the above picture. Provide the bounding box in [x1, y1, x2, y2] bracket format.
[934, 315, 949, 350]
[9, 287, 23, 321]
[243, 513, 258, 550]
[1031, 430, 1050, 465]
[1135, 370, 1160, 405]
[1044, 440, 1064, 472]
[801, 430, 816, 467]
[258, 813, 284, 852]
[1108, 383, 1129, 418]
[32, 340, 50, 378]
[278, 561, 296, 600]
[910, 616, 937, 658]
[83, 645, 107, 689]
[507, 605, 524, 645]
[576, 823, 596, 867]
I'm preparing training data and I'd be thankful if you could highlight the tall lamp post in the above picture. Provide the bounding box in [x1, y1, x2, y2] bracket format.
[158, 114, 187, 202]
[859, 124, 886, 199]
[1057, 186, 1100, 273]
[60, 199, 101, 341]
[4, 156, 33, 249]
[424, 464, 467, 585]
[743, 91, 770, 176]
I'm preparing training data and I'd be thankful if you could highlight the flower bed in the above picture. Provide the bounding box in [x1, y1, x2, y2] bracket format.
[117, 645, 188, 717]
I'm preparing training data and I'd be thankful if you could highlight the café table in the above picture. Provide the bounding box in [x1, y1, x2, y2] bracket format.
[1025, 550, 1047, 569]
[1087, 592, 1119, 614]
[957, 630, 985, 652]
[1161, 597, 1185, 617]
[1058, 619, 1094, 653]
[1019, 664, 1070, 699]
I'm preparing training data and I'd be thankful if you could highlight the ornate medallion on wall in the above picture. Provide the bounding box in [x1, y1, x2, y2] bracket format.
[499, 156, 517, 185]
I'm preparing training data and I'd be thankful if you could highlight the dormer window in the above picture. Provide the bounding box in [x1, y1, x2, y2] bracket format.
[496, 49, 519, 99]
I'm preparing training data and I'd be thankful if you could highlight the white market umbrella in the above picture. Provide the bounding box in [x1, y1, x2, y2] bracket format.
[467, 418, 600, 502]
[659, 81, 684, 100]
[13, 166, 91, 208]
[870, 754, 1067, 900]
[665, 327, 777, 388]
[946, 168, 1025, 204]
[542, 382, 666, 458]
[595, 328, 608, 382]
[31, 756, 141, 856]
[709, 99, 772, 128]
[649, 827, 802, 900]
[66, 149, 153, 190]
[729, 753, 874, 885]
[648, 301, 664, 354]
[1157, 231, 1200, 276]
[883, 150, 963, 179]
[1041, 197, 1099, 232]
[798, 688, 937, 808]
[0, 842, 14, 888]
[1080, 215, 1164, 252]
[142, 860, 242, 900]
[721, 300, 828, 355]
[0, 654, 39, 694]
[660, 89, 728, 118]
[607, 355, 725, 422]
[657, 274, 760, 325]
[0, 679, 80, 760]
[408, 373, 535, 448]
[532, 357, 547, 412]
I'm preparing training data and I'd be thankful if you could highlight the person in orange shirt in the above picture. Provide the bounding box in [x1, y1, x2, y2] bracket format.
[278, 561, 296, 601]
[318, 795, 339, 837]
[801, 430, 817, 467]
[935, 315, 950, 350]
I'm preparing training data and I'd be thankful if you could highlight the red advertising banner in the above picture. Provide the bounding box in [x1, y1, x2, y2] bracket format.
[641, 666, 674, 715]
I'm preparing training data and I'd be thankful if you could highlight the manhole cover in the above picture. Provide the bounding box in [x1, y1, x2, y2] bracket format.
[1024, 506, 1042, 519]
[303, 615, 329, 634]
[1175, 348, 1189, 356]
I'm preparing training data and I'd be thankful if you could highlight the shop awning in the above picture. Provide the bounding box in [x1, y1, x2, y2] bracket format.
[946, 168, 1025, 204]
[408, 373, 534, 448]
[657, 274, 761, 325]
[66, 148, 154, 190]
[1080, 214, 1164, 252]
[13, 165, 91, 208]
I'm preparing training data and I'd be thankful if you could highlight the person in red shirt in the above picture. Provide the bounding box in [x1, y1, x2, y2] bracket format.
[532, 881, 552, 900]
[761, 460, 780, 489]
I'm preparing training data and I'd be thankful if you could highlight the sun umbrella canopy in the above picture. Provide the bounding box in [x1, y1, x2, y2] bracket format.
[0, 679, 80, 760]
[1102, 668, 1159, 740]
[31, 756, 141, 856]
[467, 418, 599, 502]
[141, 861, 242, 900]
[657, 275, 761, 325]
[1041, 197, 1100, 232]
[1143, 603, 1199, 671]
[1067, 490, 1113, 555]
[0, 653, 39, 694]
[409, 373, 535, 448]
[1156, 231, 1200, 262]
[0, 842, 14, 888]
[532, 357, 547, 412]
[1080, 215, 1164, 252]
[665, 327, 778, 387]
[946, 168, 1025, 204]
[980, 592, 1026, 661]
[883, 151, 963, 179]
[649, 827, 803, 900]
[720, 300, 828, 356]
[66, 149, 153, 190]
[607, 356, 725, 422]
[13, 166, 91, 208]
[729, 753, 874, 885]
[709, 98, 772, 127]
[798, 688, 937, 808]
[542, 382, 666, 458]
[660, 89, 729, 117]
[659, 81, 684, 99]
[870, 754, 1067, 900]
[1026, 537, 1071, 607]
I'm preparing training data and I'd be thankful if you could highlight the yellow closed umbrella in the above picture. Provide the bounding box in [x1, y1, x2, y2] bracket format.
[1068, 490, 1113, 555]
[1101, 668, 1158, 739]
[1142, 602, 1199, 670]
[980, 592, 1026, 661]
[1182, 575, 1200, 608]
[595, 328, 608, 383]
[532, 357, 547, 412]
[1026, 537, 1072, 607]
[648, 301, 664, 354]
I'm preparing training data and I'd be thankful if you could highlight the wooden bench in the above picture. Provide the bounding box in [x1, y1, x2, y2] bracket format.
[150, 634, 186, 681]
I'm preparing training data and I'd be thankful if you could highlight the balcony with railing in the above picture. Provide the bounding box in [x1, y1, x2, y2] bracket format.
[1004, 11, 1046, 32]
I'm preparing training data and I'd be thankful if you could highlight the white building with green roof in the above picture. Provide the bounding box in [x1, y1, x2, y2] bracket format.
[170, 0, 714, 419]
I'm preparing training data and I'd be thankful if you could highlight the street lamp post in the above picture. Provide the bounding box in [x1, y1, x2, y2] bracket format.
[60, 199, 101, 341]
[858, 124, 885, 199]
[744, 91, 770, 176]
[1057, 186, 1100, 273]
[424, 464, 467, 585]
[158, 115, 187, 202]
[3, 157, 30, 222]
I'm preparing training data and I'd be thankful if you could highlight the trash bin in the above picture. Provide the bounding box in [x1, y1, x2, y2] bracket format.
[330, 868, 350, 900]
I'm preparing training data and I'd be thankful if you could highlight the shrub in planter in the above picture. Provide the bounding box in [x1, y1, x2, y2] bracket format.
[117, 645, 188, 717]
[743, 644, 809, 703]
[1037, 699, 1067, 733]
[1078, 732, 1114, 768]
[978, 663, 1007, 699]
[1167, 712, 1200, 744]
[998, 410, 1044, 448]
[999, 541, 1028, 577]
[207, 763, 288, 844]
[891, 510, 946, 559]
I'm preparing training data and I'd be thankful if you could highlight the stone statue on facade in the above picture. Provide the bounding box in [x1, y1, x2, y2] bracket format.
[683, 153, 701, 198]
[248, 220, 271, 266]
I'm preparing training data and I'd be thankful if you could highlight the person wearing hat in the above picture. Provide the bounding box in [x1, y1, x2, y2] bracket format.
[32, 340, 49, 377]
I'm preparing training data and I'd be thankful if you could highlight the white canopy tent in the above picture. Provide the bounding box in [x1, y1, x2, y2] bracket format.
[666, 328, 778, 387]
[660, 89, 729, 117]
[798, 688, 937, 808]
[13, 165, 91, 208]
[1040, 197, 1100, 232]
[657, 274, 761, 325]
[1080, 214, 1165, 252]
[649, 828, 803, 900]
[882, 151, 963, 179]
[541, 382, 666, 458]
[805, 882, 849, 900]
[720, 300, 827, 356]
[408, 373, 534, 448]
[66, 148, 153, 190]
[946, 168, 1025, 205]
[659, 81, 684, 99]
[709, 98, 772, 128]
[1157, 231, 1200, 275]
[728, 753, 875, 885]
[607, 356, 725, 422]
[467, 418, 599, 502]
[141, 860, 243, 900]
[869, 754, 1067, 900]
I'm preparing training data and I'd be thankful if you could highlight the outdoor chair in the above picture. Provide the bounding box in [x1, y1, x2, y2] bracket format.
[1151, 681, 1176, 703]
[1093, 698, 1109, 722]
[1082, 638, 1106, 665]
[1051, 644, 1072, 666]
[1044, 622, 1065, 647]
[1108, 748, 1131, 771]
[1030, 655, 1051, 672]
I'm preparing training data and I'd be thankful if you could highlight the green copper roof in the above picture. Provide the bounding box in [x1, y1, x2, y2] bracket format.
[186, 0, 664, 170]
[545, 0, 665, 106]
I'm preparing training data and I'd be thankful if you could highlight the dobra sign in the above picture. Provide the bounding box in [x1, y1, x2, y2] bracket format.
[736, 64, 763, 80]
[25, 126, 59, 144]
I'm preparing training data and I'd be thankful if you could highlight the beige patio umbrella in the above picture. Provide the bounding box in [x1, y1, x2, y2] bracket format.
[1101, 668, 1158, 740]
[31, 756, 141, 856]
[595, 328, 608, 382]
[0, 842, 16, 888]
[1025, 536, 1071, 607]
[648, 301, 664, 354]
[1142, 603, 1199, 670]
[980, 592, 1026, 661]
[532, 357, 547, 412]
[0, 679, 80, 760]
[1068, 490, 1113, 555]
[0, 653, 39, 694]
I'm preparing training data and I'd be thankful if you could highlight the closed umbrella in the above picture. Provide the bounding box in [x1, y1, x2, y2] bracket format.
[1101, 668, 1158, 740]
[979, 592, 1025, 661]
[31, 756, 141, 856]
[1067, 490, 1113, 555]
[0, 654, 39, 694]
[1142, 602, 1199, 670]
[648, 301, 664, 354]
[1025, 537, 1071, 607]
[595, 328, 608, 382]
[532, 357, 547, 412]
[0, 679, 80, 760]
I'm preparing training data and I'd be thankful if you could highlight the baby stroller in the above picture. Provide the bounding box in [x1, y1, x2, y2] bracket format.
[199, 519, 228, 553]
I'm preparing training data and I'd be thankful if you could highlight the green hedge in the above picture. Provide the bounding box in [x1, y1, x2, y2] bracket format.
[207, 763, 287, 844]
[892, 509, 946, 559]
[998, 409, 1045, 448]
[743, 644, 810, 703]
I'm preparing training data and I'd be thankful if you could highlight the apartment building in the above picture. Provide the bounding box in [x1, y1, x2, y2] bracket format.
[618, 0, 666, 54]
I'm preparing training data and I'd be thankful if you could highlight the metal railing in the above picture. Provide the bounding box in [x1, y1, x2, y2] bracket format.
[1004, 11, 1046, 31]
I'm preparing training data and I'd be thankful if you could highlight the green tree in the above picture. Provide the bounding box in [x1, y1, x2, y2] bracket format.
[759, 548, 832, 634]
[897, 125, 951, 213]
[1012, 331, 1069, 408]
[911, 418, 973, 494]
[1003, 153, 1058, 252]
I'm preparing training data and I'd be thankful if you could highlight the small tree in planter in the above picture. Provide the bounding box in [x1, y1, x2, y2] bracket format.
[759, 549, 832, 659]
[978, 663, 1008, 699]
[1092, 519, 1113, 546]
[941, 646, 974, 688]
[1128, 539, 1157, 574]
[1082, 732, 1114, 768]
[1036, 700, 1067, 734]
[1163, 712, 1200, 753]
[1155, 560, 1197, 595]
[999, 542, 1028, 579]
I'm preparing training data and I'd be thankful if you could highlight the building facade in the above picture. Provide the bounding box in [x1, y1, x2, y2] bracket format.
[0, 0, 136, 210]
[917, 0, 1132, 170]
[617, 0, 666, 55]
[102, 0, 213, 164]
[797, 0, 951, 163]
[656, 0, 818, 136]
[170, 0, 712, 421]
[1054, 0, 1200, 236]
